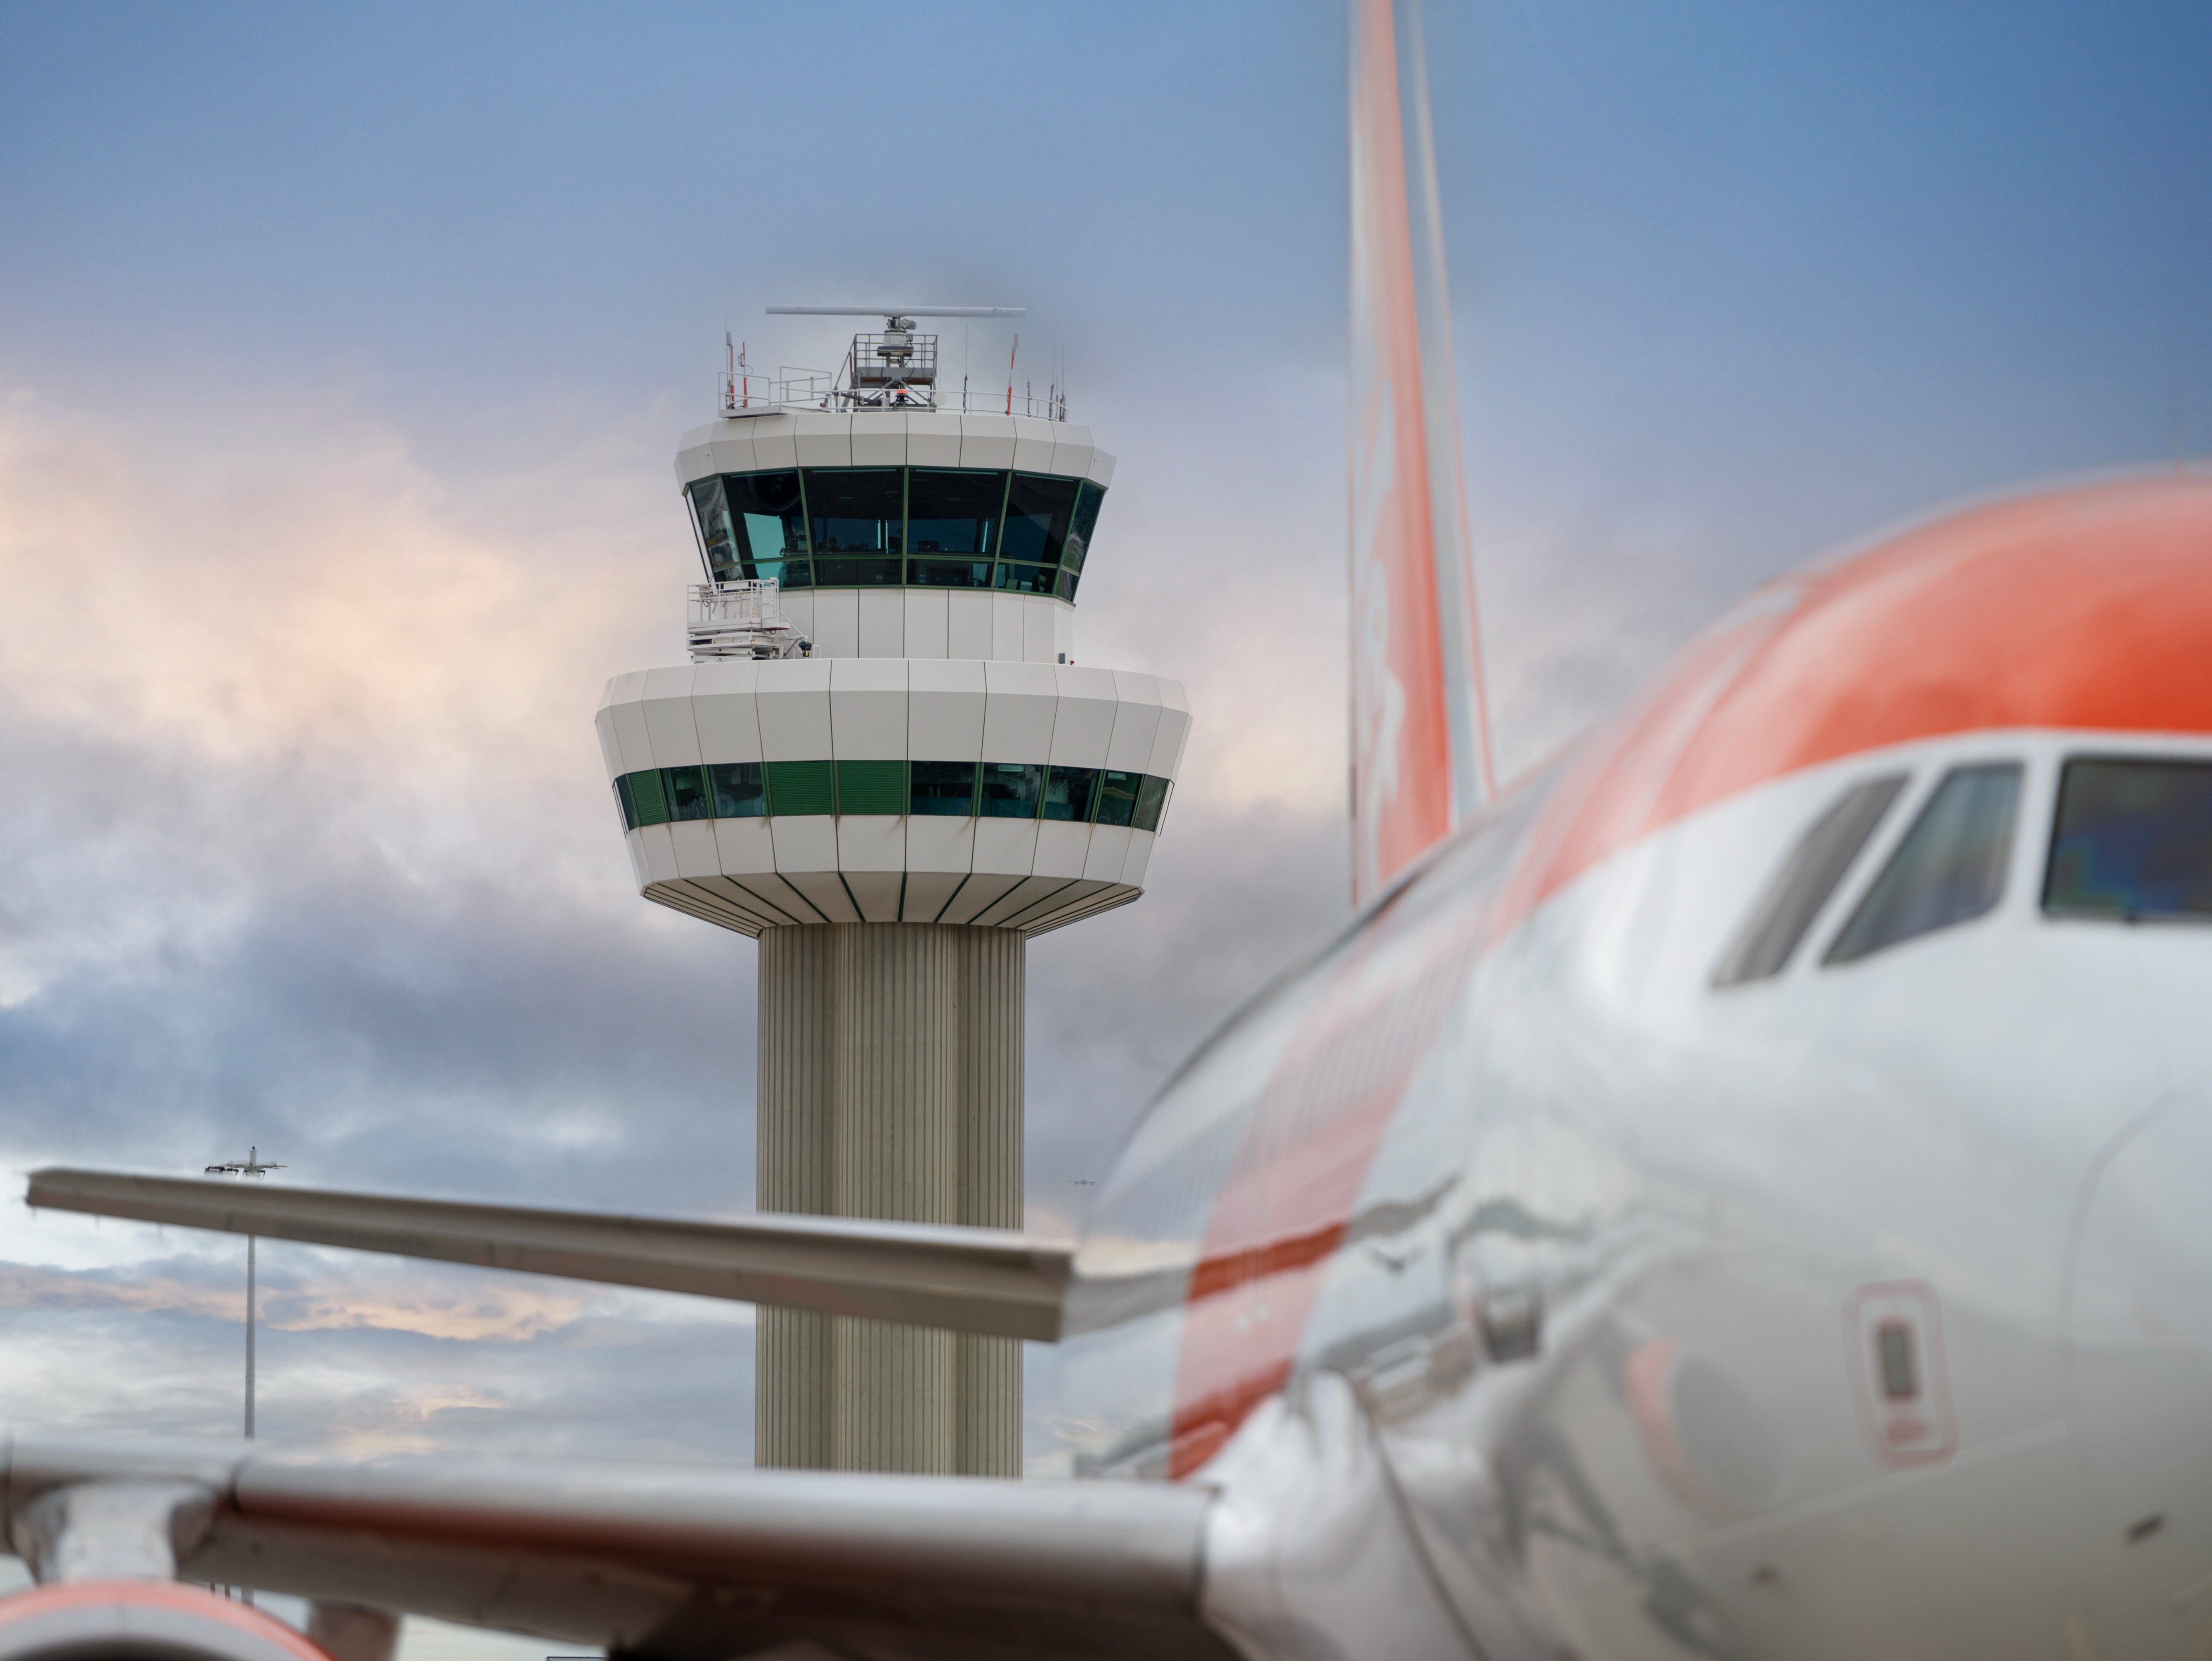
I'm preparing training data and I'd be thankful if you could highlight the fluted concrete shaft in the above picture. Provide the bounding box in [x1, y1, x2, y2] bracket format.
[755, 923, 1024, 1476]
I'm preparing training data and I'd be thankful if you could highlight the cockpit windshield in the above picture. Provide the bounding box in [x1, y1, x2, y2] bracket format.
[1825, 763, 2021, 965]
[2044, 757, 2212, 921]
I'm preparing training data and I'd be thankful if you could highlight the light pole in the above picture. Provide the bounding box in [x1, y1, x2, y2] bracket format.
[203, 1147, 283, 1439]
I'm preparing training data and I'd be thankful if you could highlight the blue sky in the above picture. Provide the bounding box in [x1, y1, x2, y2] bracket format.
[0, 0, 2208, 1640]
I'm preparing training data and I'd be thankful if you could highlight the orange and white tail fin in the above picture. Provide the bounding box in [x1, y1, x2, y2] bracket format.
[1348, 0, 1494, 902]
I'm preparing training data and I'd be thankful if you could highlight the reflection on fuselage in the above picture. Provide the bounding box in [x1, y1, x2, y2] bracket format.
[1061, 481, 2212, 1661]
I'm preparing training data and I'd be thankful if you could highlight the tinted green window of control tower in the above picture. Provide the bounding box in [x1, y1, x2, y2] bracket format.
[688, 467, 1105, 594]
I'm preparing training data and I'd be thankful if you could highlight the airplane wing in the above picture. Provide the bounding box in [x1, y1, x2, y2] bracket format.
[24, 1169, 1071, 1342]
[0, 1434, 1232, 1661]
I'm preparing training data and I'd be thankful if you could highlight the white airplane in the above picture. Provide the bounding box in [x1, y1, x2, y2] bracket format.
[10, 3, 2212, 1660]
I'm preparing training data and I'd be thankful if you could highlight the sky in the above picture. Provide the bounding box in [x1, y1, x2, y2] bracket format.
[2, 0, 2210, 1649]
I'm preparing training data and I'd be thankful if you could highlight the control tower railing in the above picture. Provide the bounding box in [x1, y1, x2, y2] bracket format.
[687, 580, 811, 661]
[722, 331, 1069, 421]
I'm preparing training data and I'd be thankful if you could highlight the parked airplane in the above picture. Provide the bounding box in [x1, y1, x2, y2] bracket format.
[9, 3, 2212, 1660]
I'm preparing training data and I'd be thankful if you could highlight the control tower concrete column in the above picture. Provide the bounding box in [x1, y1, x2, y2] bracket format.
[595, 360, 1189, 1477]
[755, 923, 1021, 1473]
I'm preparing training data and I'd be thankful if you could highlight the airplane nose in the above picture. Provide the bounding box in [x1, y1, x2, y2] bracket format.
[2066, 1084, 2212, 1604]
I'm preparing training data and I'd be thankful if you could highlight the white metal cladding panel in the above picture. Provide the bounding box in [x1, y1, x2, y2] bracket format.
[907, 415, 962, 468]
[991, 594, 1026, 660]
[623, 828, 648, 888]
[974, 873, 1074, 927]
[690, 660, 766, 764]
[811, 589, 860, 657]
[674, 424, 718, 486]
[947, 591, 993, 660]
[1046, 426, 1095, 480]
[970, 817, 1040, 877]
[938, 872, 1021, 925]
[849, 412, 906, 467]
[908, 658, 987, 758]
[782, 871, 861, 924]
[1032, 820, 1092, 880]
[733, 871, 825, 926]
[637, 824, 681, 885]
[705, 428, 758, 477]
[605, 673, 655, 774]
[829, 659, 907, 758]
[846, 871, 903, 923]
[641, 665, 704, 765]
[900, 870, 966, 921]
[754, 661, 834, 760]
[1007, 878, 1111, 929]
[695, 878, 787, 933]
[770, 814, 838, 873]
[903, 589, 950, 658]
[1047, 667, 1119, 765]
[610, 703, 650, 778]
[1055, 606, 1075, 662]
[960, 414, 1017, 470]
[792, 411, 852, 468]
[905, 812, 975, 873]
[1011, 417, 1057, 473]
[1104, 674, 1165, 772]
[1149, 688, 1191, 778]
[593, 707, 623, 780]
[713, 816, 777, 875]
[780, 590, 815, 642]
[981, 663, 1059, 760]
[1084, 824, 1135, 883]
[671, 819, 723, 879]
[1122, 828, 1157, 885]
[748, 414, 801, 471]
[1024, 600, 1059, 663]
[856, 588, 905, 657]
[1087, 450, 1115, 487]
[837, 815, 906, 873]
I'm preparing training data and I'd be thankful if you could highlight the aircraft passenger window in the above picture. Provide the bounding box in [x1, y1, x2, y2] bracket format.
[1712, 773, 1908, 987]
[1824, 763, 2022, 965]
[2044, 757, 2212, 921]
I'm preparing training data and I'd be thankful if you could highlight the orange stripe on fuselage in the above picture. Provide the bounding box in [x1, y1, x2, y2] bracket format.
[1521, 478, 2212, 909]
[1167, 476, 2212, 1476]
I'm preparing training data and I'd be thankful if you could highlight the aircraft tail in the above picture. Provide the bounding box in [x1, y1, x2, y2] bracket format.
[1348, 0, 1494, 902]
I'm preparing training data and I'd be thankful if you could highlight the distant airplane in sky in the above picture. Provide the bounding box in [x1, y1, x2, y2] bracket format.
[11, 2, 2212, 1658]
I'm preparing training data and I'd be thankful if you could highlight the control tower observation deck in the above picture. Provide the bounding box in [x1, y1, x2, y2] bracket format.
[592, 309, 1190, 1477]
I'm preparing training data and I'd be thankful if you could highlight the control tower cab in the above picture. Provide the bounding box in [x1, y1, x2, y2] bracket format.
[591, 307, 1190, 1479]
[596, 313, 1188, 937]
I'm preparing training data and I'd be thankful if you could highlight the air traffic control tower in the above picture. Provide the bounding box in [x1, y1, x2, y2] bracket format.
[593, 307, 1190, 1476]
